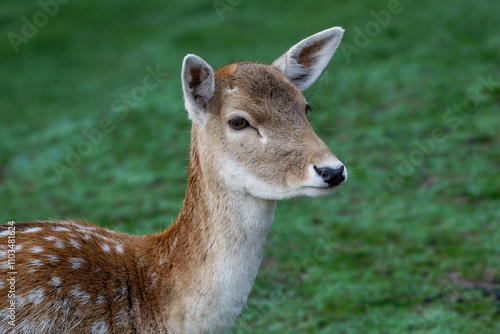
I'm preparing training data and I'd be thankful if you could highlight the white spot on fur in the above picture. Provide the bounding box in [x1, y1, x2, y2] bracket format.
[0, 250, 6, 259]
[95, 294, 106, 305]
[26, 288, 45, 305]
[44, 235, 56, 241]
[45, 254, 58, 262]
[30, 246, 44, 253]
[52, 226, 71, 232]
[54, 239, 65, 249]
[69, 238, 81, 249]
[69, 285, 91, 304]
[224, 87, 238, 94]
[50, 276, 62, 287]
[14, 244, 23, 251]
[34, 316, 53, 332]
[90, 319, 109, 333]
[115, 244, 124, 254]
[150, 272, 159, 286]
[79, 225, 96, 231]
[49, 276, 62, 293]
[0, 280, 4, 289]
[83, 234, 91, 241]
[69, 257, 85, 269]
[23, 227, 43, 233]
[0, 230, 10, 237]
[54, 298, 73, 319]
[29, 259, 43, 267]
[27, 258, 43, 273]
[101, 243, 110, 252]
[114, 308, 129, 328]
[50, 276, 61, 287]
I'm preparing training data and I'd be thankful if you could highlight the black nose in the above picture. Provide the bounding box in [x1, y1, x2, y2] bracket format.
[314, 165, 345, 187]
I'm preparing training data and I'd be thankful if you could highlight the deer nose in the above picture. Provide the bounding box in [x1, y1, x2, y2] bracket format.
[314, 165, 346, 187]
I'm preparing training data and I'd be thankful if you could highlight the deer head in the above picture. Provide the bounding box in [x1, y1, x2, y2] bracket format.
[181, 27, 347, 201]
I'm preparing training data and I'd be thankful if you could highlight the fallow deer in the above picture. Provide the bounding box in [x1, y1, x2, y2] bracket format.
[0, 26, 347, 333]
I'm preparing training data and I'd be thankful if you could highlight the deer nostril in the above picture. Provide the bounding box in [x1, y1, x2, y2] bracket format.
[314, 165, 345, 187]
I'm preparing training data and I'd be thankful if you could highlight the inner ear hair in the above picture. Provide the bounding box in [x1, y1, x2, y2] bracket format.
[296, 39, 329, 69]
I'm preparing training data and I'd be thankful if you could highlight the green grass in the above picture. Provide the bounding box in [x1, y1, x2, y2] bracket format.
[1, 0, 499, 332]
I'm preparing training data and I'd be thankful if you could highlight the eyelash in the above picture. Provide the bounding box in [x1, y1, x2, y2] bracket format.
[305, 104, 312, 115]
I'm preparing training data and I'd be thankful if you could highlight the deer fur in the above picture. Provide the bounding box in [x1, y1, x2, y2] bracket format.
[0, 27, 346, 333]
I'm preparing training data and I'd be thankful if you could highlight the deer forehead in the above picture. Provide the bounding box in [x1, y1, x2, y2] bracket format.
[214, 62, 307, 124]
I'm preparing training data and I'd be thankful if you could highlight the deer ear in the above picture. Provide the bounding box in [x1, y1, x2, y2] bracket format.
[271, 27, 344, 91]
[182, 54, 215, 125]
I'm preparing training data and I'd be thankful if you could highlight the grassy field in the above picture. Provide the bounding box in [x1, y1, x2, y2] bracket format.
[1, 0, 499, 332]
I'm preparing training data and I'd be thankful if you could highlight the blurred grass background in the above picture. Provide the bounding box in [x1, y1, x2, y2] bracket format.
[1, 0, 499, 333]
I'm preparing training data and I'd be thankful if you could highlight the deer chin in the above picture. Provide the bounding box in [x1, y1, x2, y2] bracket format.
[300, 185, 340, 197]
[219, 158, 347, 200]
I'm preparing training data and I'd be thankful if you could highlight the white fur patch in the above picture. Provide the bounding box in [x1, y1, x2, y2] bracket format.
[69, 238, 81, 249]
[78, 225, 96, 231]
[220, 158, 296, 200]
[54, 239, 65, 249]
[49, 276, 63, 293]
[224, 87, 238, 94]
[115, 244, 124, 254]
[101, 243, 110, 252]
[45, 254, 59, 262]
[69, 285, 91, 304]
[95, 294, 106, 305]
[26, 288, 45, 305]
[30, 246, 44, 253]
[28, 259, 43, 267]
[90, 320, 109, 333]
[50, 276, 62, 287]
[69, 257, 85, 269]
[52, 226, 71, 232]
[221, 156, 345, 200]
[23, 227, 43, 233]
[114, 308, 129, 328]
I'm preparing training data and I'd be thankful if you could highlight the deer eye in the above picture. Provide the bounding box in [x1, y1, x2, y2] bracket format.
[228, 117, 249, 131]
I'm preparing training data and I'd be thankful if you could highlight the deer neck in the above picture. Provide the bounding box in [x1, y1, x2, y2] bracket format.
[160, 127, 276, 332]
